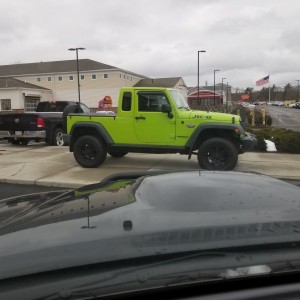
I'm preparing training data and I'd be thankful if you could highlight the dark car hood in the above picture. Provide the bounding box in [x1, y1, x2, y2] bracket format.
[1, 171, 300, 280]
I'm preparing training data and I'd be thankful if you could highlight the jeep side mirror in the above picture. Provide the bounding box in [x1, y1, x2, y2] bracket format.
[162, 104, 173, 118]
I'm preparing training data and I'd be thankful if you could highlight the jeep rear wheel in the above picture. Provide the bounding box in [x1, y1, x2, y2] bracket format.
[197, 137, 238, 171]
[73, 135, 107, 168]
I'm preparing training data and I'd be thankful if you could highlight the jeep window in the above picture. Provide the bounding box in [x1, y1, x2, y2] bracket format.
[138, 93, 170, 112]
[122, 92, 132, 111]
[169, 89, 189, 109]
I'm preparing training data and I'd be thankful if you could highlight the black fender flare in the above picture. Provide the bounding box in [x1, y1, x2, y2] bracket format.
[186, 123, 244, 157]
[69, 122, 114, 151]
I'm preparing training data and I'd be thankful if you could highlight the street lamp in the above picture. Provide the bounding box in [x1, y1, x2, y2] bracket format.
[213, 69, 220, 103]
[68, 47, 86, 103]
[296, 80, 300, 102]
[197, 50, 206, 103]
[221, 77, 226, 104]
[226, 82, 229, 109]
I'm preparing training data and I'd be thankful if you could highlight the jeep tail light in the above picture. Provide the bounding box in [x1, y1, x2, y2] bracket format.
[37, 117, 45, 128]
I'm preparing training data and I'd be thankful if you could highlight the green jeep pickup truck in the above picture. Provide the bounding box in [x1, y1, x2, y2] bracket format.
[63, 87, 256, 170]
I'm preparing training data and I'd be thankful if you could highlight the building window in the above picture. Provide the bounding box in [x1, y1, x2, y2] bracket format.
[69, 75, 74, 81]
[123, 75, 126, 79]
[103, 73, 108, 79]
[1, 99, 11, 111]
[80, 75, 85, 80]
[92, 74, 97, 80]
[120, 74, 122, 78]
[58, 76, 63, 81]
[48, 77, 52, 82]
[37, 77, 41, 82]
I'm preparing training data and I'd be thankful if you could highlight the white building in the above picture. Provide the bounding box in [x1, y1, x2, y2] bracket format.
[0, 59, 148, 111]
[0, 77, 52, 112]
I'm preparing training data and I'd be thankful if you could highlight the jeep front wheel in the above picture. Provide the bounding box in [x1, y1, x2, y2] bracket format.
[73, 135, 107, 168]
[197, 137, 238, 171]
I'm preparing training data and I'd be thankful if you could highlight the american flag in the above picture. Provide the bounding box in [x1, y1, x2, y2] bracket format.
[256, 75, 269, 86]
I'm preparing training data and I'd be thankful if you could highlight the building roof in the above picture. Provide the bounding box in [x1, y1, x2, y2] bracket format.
[0, 59, 117, 77]
[134, 77, 186, 88]
[188, 89, 221, 99]
[0, 77, 49, 90]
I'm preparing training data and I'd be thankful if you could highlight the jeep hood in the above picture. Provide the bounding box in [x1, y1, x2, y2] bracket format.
[178, 109, 240, 124]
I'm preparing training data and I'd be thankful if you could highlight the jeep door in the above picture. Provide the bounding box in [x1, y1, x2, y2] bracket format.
[134, 91, 176, 144]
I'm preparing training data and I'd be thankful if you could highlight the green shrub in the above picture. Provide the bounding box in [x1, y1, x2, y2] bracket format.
[247, 127, 300, 153]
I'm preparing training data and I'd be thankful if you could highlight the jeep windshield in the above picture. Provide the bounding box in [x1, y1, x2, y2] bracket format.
[169, 89, 190, 110]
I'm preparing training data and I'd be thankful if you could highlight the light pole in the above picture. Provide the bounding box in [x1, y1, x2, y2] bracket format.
[226, 82, 229, 109]
[296, 80, 300, 102]
[68, 47, 85, 103]
[197, 50, 206, 103]
[213, 69, 220, 104]
[221, 77, 226, 104]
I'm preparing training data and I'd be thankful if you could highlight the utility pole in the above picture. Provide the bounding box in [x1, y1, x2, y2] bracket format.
[197, 50, 206, 103]
[68, 47, 86, 103]
[213, 69, 220, 104]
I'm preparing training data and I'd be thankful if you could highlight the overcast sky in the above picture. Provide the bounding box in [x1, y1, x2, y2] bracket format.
[1, 0, 299, 90]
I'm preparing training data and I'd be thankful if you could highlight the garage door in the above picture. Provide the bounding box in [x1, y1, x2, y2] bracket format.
[24, 96, 40, 112]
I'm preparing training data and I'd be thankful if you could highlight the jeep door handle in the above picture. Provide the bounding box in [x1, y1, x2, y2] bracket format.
[135, 116, 146, 120]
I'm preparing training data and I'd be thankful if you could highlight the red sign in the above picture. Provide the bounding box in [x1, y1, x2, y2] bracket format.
[98, 96, 112, 109]
[241, 94, 250, 101]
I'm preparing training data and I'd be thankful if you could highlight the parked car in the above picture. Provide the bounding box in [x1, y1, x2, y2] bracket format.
[1, 171, 300, 299]
[0, 101, 90, 146]
[274, 101, 284, 106]
[294, 102, 300, 109]
[63, 87, 256, 171]
[241, 102, 255, 109]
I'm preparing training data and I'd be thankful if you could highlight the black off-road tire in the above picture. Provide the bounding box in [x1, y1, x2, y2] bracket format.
[73, 135, 107, 168]
[52, 128, 65, 146]
[197, 137, 238, 171]
[108, 150, 128, 158]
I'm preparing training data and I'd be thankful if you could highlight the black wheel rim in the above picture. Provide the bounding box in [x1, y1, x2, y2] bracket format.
[206, 145, 228, 168]
[80, 143, 96, 160]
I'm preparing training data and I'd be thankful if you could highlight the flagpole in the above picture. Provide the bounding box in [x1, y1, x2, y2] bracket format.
[268, 82, 271, 103]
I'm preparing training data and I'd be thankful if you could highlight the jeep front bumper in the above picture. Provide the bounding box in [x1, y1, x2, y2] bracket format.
[239, 132, 257, 154]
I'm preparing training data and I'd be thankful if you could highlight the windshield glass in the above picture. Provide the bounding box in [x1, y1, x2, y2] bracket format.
[169, 89, 190, 109]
